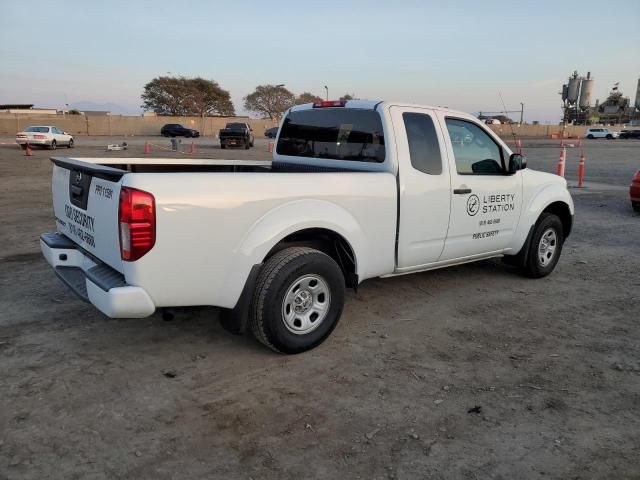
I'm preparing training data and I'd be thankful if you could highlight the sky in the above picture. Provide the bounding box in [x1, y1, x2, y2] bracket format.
[1, 0, 638, 122]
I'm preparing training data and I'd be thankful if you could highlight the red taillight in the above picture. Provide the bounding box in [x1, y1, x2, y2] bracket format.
[633, 171, 640, 183]
[312, 100, 346, 108]
[34, 134, 47, 139]
[119, 187, 155, 261]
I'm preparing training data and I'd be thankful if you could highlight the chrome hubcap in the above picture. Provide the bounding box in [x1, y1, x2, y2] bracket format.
[538, 228, 558, 267]
[282, 275, 330, 335]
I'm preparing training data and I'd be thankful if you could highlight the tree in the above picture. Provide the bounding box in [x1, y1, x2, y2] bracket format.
[244, 85, 295, 120]
[295, 92, 323, 105]
[141, 76, 235, 116]
[340, 93, 356, 101]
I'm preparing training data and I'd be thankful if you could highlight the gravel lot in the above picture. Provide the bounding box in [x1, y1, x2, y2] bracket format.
[1, 135, 639, 479]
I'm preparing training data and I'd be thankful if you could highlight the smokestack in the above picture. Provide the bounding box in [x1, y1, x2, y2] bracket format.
[635, 78, 640, 110]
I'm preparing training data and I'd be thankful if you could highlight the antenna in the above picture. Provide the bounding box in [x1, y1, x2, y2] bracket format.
[498, 91, 520, 152]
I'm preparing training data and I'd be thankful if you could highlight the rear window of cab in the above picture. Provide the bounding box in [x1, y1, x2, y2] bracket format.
[277, 108, 385, 162]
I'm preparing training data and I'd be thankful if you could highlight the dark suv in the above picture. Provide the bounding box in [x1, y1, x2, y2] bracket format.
[619, 129, 640, 139]
[160, 124, 200, 138]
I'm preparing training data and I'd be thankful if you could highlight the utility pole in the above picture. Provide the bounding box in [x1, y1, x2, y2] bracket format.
[520, 102, 524, 125]
[324, 85, 329, 100]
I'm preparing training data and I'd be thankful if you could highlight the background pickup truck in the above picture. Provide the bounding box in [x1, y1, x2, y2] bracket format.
[218, 122, 254, 149]
[41, 99, 574, 354]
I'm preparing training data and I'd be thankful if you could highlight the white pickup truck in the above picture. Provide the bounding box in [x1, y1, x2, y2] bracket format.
[41, 100, 574, 353]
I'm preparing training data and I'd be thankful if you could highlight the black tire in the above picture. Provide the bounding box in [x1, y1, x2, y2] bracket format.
[606, 134, 613, 139]
[633, 202, 640, 213]
[244, 140, 250, 149]
[220, 144, 226, 149]
[67, 138, 74, 148]
[251, 247, 345, 354]
[522, 213, 564, 278]
[587, 134, 594, 139]
[49, 140, 57, 150]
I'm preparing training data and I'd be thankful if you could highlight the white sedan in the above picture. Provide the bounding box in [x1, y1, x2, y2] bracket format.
[16, 126, 74, 150]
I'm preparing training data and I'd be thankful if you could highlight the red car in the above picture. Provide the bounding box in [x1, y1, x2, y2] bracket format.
[631, 170, 640, 212]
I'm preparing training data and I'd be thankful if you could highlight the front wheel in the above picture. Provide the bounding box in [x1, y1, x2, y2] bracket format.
[67, 138, 74, 148]
[522, 213, 564, 278]
[587, 134, 594, 139]
[251, 247, 345, 354]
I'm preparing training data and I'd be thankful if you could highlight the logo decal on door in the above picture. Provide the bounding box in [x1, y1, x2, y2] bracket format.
[466, 194, 480, 216]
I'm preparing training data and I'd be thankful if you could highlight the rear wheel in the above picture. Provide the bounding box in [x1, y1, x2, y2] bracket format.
[522, 213, 564, 278]
[67, 138, 74, 148]
[606, 134, 613, 139]
[251, 247, 345, 354]
[633, 202, 640, 213]
[49, 140, 57, 150]
[220, 144, 226, 149]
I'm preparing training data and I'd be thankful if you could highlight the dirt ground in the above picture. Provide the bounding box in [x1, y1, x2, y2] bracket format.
[1, 136, 639, 480]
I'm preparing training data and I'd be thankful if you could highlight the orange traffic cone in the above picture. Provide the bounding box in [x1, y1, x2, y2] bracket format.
[267, 141, 273, 153]
[577, 151, 585, 188]
[556, 147, 566, 177]
[190, 141, 196, 154]
[143, 141, 151, 154]
[25, 143, 32, 156]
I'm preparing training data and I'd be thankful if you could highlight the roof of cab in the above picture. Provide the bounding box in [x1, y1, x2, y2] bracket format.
[289, 100, 475, 120]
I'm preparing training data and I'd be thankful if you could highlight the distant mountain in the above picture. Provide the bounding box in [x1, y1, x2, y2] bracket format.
[69, 101, 141, 116]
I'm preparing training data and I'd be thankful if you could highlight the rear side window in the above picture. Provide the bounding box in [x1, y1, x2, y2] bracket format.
[403, 112, 442, 175]
[277, 108, 385, 162]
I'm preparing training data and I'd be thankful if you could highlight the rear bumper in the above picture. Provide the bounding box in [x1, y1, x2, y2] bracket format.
[16, 138, 50, 146]
[40, 232, 155, 318]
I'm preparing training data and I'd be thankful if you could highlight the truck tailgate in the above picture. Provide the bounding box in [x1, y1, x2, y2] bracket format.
[51, 158, 124, 273]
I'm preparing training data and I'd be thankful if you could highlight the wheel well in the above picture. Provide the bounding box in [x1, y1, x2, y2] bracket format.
[542, 201, 572, 238]
[264, 228, 358, 288]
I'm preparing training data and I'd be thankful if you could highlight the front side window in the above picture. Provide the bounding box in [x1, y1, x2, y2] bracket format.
[402, 112, 442, 175]
[445, 118, 504, 175]
[277, 108, 385, 162]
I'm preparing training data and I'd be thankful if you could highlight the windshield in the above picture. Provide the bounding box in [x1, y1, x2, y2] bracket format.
[24, 126, 50, 133]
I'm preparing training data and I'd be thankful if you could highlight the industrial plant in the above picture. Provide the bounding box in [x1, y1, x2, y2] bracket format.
[560, 71, 640, 125]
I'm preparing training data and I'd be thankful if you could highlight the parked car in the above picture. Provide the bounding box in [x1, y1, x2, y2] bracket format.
[40, 100, 573, 353]
[219, 122, 254, 149]
[630, 170, 640, 212]
[160, 124, 199, 138]
[585, 128, 619, 139]
[15, 126, 74, 150]
[619, 129, 640, 139]
[265, 127, 279, 138]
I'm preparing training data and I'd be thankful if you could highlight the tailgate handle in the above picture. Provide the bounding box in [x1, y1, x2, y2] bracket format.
[71, 185, 83, 197]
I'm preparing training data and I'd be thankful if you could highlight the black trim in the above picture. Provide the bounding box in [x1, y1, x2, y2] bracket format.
[502, 225, 535, 268]
[54, 267, 90, 302]
[219, 263, 263, 335]
[51, 157, 127, 182]
[41, 232, 77, 249]
[453, 188, 472, 194]
[86, 264, 126, 292]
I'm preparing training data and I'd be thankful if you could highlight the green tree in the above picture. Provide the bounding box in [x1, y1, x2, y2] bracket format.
[295, 92, 323, 105]
[244, 85, 295, 120]
[141, 76, 235, 116]
[340, 93, 356, 101]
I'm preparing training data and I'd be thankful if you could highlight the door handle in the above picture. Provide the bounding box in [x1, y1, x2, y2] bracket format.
[453, 188, 472, 194]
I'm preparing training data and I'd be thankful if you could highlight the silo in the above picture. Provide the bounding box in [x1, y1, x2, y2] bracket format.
[635, 78, 640, 110]
[567, 75, 581, 104]
[579, 73, 594, 108]
[561, 84, 568, 102]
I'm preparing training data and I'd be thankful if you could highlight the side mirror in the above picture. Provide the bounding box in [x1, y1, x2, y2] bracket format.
[508, 153, 527, 174]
